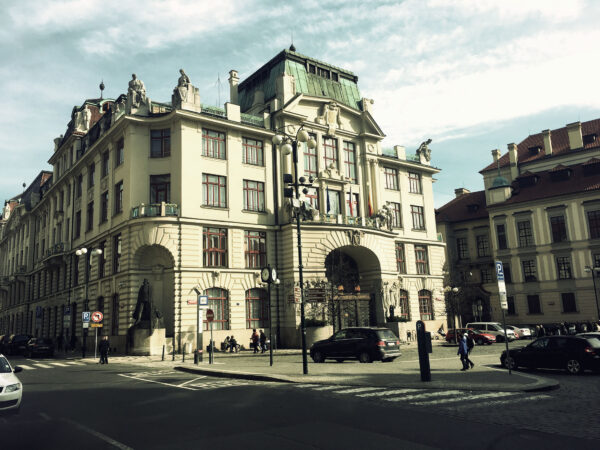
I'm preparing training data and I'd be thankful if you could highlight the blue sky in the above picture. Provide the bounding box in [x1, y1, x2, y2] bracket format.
[1, 0, 599, 207]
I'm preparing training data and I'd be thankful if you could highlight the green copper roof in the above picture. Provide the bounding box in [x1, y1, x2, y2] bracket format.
[238, 49, 362, 112]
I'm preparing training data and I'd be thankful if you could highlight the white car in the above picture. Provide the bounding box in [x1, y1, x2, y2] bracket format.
[0, 354, 23, 414]
[507, 325, 532, 339]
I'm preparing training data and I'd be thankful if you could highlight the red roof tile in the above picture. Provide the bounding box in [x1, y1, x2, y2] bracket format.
[436, 190, 488, 224]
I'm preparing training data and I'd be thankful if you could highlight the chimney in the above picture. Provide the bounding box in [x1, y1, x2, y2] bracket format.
[228, 70, 239, 105]
[542, 129, 552, 155]
[566, 121, 583, 150]
[455, 188, 470, 198]
[492, 149, 501, 163]
[507, 142, 519, 180]
[394, 145, 406, 159]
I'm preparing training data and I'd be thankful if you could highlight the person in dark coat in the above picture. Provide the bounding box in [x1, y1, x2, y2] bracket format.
[250, 329, 259, 353]
[458, 332, 469, 371]
[99, 335, 110, 364]
[259, 330, 267, 353]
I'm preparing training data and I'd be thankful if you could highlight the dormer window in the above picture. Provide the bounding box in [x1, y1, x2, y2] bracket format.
[550, 168, 571, 182]
[583, 133, 598, 145]
[467, 204, 479, 212]
[527, 145, 542, 155]
[518, 175, 538, 187]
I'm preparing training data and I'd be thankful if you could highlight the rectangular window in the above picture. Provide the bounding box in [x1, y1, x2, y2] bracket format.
[556, 256, 572, 279]
[418, 290, 434, 321]
[303, 135, 318, 178]
[476, 235, 490, 257]
[503, 263, 512, 284]
[561, 293, 577, 313]
[243, 180, 265, 212]
[456, 237, 469, 260]
[202, 129, 226, 159]
[113, 234, 122, 273]
[305, 187, 319, 210]
[343, 141, 357, 183]
[150, 174, 171, 203]
[88, 163, 95, 188]
[588, 210, 600, 239]
[203, 227, 228, 267]
[150, 129, 171, 158]
[522, 259, 537, 282]
[507, 296, 516, 315]
[116, 138, 124, 167]
[85, 202, 94, 231]
[325, 189, 341, 215]
[395, 243, 406, 274]
[384, 167, 399, 190]
[408, 172, 422, 194]
[527, 295, 541, 314]
[550, 215, 567, 243]
[411, 205, 425, 230]
[517, 220, 534, 247]
[100, 191, 109, 223]
[415, 246, 429, 274]
[98, 241, 106, 278]
[245, 231, 266, 269]
[203, 174, 227, 208]
[345, 192, 359, 217]
[246, 289, 268, 329]
[480, 268, 492, 283]
[101, 152, 109, 178]
[242, 137, 263, 166]
[77, 174, 83, 198]
[111, 294, 119, 335]
[594, 253, 600, 268]
[496, 224, 507, 250]
[74, 211, 81, 238]
[114, 181, 123, 214]
[323, 137, 337, 169]
[390, 202, 402, 228]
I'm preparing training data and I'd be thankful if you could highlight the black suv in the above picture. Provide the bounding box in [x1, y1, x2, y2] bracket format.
[310, 327, 401, 363]
[501, 335, 600, 374]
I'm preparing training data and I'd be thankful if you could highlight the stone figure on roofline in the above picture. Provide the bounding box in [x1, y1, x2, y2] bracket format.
[128, 73, 147, 108]
[416, 138, 432, 162]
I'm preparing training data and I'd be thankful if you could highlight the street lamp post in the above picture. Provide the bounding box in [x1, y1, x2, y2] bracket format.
[584, 265, 600, 322]
[272, 127, 316, 375]
[75, 247, 103, 358]
[445, 287, 459, 344]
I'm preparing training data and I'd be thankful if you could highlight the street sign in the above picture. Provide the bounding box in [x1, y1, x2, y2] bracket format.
[495, 260, 508, 310]
[83, 322, 89, 329]
[91, 311, 103, 323]
[82, 311, 91, 323]
[206, 309, 214, 322]
[188, 295, 209, 307]
[90, 323, 103, 328]
[65, 306, 71, 315]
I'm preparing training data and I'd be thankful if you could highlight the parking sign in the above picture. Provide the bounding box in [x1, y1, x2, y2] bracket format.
[82, 311, 91, 323]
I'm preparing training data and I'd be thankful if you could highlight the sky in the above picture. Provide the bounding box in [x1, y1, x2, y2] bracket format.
[1, 0, 599, 207]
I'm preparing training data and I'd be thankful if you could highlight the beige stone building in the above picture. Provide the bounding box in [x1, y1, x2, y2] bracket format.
[437, 119, 600, 329]
[0, 48, 446, 353]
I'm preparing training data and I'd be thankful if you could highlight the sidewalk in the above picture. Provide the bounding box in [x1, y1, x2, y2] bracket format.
[74, 349, 559, 393]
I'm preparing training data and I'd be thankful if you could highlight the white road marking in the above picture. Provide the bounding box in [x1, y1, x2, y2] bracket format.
[411, 391, 517, 406]
[331, 387, 382, 395]
[357, 388, 419, 397]
[32, 363, 52, 369]
[118, 373, 198, 390]
[49, 362, 68, 367]
[178, 376, 206, 387]
[294, 384, 320, 388]
[399, 355, 498, 363]
[311, 385, 346, 391]
[39, 412, 51, 421]
[64, 361, 85, 365]
[453, 394, 551, 410]
[16, 364, 35, 370]
[61, 418, 134, 450]
[384, 390, 463, 402]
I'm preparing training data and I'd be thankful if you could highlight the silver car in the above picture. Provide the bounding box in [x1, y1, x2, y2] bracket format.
[0, 354, 23, 415]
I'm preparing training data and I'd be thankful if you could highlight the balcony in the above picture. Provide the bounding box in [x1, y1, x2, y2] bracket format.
[15, 265, 27, 274]
[131, 203, 179, 219]
[43, 242, 68, 267]
[304, 213, 390, 231]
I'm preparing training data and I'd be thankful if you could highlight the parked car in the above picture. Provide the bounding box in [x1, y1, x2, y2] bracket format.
[0, 354, 23, 415]
[500, 335, 600, 375]
[465, 322, 515, 342]
[0, 335, 12, 354]
[445, 328, 496, 345]
[506, 325, 532, 339]
[25, 338, 54, 358]
[576, 332, 600, 339]
[310, 327, 401, 363]
[4, 335, 33, 356]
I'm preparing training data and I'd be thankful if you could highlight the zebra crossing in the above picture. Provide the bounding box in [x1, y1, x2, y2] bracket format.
[15, 360, 88, 370]
[293, 384, 553, 410]
[118, 370, 271, 391]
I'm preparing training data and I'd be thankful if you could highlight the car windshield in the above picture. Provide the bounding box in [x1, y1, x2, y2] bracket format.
[489, 324, 503, 331]
[472, 329, 484, 334]
[376, 329, 398, 340]
[0, 357, 12, 373]
[585, 337, 600, 347]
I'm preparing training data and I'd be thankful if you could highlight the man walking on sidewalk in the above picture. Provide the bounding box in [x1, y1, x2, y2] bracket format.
[458, 332, 469, 371]
[99, 335, 110, 364]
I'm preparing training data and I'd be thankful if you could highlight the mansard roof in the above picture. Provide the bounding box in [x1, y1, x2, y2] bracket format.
[435, 190, 488, 224]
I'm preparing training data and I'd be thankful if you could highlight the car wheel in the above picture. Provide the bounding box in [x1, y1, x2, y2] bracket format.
[566, 359, 582, 375]
[503, 356, 518, 370]
[312, 351, 325, 363]
[358, 352, 372, 363]
[476, 338, 484, 345]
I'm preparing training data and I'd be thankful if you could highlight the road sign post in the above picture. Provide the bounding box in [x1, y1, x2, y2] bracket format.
[194, 295, 208, 365]
[90, 311, 103, 360]
[496, 261, 511, 375]
[206, 308, 214, 364]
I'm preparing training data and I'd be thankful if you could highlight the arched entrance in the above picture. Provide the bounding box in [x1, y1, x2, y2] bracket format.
[324, 246, 381, 330]
[133, 245, 175, 336]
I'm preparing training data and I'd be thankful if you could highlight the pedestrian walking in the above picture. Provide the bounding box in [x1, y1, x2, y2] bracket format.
[250, 329, 259, 353]
[458, 332, 469, 371]
[259, 330, 267, 353]
[98, 335, 110, 364]
[465, 332, 475, 369]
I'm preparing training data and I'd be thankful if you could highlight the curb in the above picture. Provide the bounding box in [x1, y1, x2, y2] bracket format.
[175, 365, 296, 383]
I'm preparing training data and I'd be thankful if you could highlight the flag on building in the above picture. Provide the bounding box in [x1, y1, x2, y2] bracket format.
[348, 184, 353, 216]
[367, 190, 373, 217]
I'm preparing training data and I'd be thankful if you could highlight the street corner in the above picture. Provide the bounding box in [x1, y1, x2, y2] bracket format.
[174, 365, 296, 384]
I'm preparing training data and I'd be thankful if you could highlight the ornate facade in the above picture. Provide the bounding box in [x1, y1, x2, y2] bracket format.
[0, 48, 446, 352]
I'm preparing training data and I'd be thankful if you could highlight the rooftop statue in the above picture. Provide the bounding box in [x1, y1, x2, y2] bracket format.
[128, 73, 147, 108]
[416, 138, 432, 162]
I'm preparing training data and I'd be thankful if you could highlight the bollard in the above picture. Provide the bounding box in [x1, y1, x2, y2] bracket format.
[162, 344, 165, 361]
[182, 343, 186, 362]
[172, 336, 175, 361]
[194, 349, 198, 365]
[416, 320, 432, 382]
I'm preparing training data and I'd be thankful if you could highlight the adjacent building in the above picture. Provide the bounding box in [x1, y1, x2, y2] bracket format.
[437, 119, 600, 327]
[0, 48, 446, 353]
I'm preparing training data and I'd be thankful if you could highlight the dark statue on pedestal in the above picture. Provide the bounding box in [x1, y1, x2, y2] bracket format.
[131, 278, 163, 335]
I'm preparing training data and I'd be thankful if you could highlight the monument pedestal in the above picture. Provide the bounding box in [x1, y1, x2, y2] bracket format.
[130, 328, 166, 356]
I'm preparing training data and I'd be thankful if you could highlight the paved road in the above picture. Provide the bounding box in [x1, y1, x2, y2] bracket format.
[0, 352, 598, 449]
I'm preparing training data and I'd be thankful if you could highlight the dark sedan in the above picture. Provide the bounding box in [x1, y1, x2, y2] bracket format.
[310, 327, 401, 363]
[501, 335, 600, 375]
[25, 338, 54, 358]
[4, 335, 33, 356]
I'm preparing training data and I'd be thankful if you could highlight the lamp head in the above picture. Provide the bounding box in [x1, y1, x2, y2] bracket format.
[281, 143, 293, 155]
[272, 135, 284, 145]
[92, 249, 103, 255]
[307, 137, 316, 149]
[297, 129, 309, 142]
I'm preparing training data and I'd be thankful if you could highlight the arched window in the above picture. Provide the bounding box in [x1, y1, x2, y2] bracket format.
[245, 288, 268, 329]
[398, 290, 410, 320]
[204, 287, 229, 330]
[418, 290, 434, 321]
